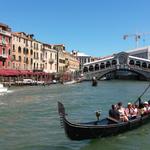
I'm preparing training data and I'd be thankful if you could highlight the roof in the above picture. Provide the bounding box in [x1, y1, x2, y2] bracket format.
[127, 46, 150, 54]
[77, 52, 91, 57]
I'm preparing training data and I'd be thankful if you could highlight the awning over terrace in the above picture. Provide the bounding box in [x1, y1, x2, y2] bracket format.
[0, 69, 50, 76]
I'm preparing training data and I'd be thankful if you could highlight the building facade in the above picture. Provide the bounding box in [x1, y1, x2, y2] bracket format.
[53, 44, 66, 73]
[0, 23, 12, 69]
[11, 32, 34, 70]
[43, 43, 57, 73]
[74, 51, 92, 70]
[127, 46, 150, 59]
[64, 51, 79, 72]
[32, 40, 44, 71]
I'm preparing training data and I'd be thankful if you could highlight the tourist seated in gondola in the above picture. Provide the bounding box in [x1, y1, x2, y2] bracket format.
[143, 101, 150, 114]
[109, 104, 120, 120]
[117, 102, 128, 122]
[125, 103, 138, 119]
[139, 101, 149, 115]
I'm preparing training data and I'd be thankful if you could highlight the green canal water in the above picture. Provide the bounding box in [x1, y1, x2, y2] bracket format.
[0, 80, 150, 150]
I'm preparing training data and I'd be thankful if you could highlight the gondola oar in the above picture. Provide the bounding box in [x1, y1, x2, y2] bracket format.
[134, 83, 150, 105]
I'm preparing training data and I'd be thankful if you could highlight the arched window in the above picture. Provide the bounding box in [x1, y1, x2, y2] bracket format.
[112, 60, 117, 65]
[8, 49, 11, 55]
[26, 48, 29, 54]
[2, 48, 5, 55]
[30, 49, 33, 55]
[34, 63, 36, 69]
[18, 46, 21, 53]
[95, 64, 99, 71]
[106, 61, 111, 68]
[89, 65, 94, 72]
[100, 63, 105, 69]
[31, 58, 33, 64]
[148, 64, 150, 69]
[129, 60, 134, 65]
[83, 67, 88, 73]
[23, 48, 26, 54]
[18, 56, 21, 62]
[142, 62, 147, 68]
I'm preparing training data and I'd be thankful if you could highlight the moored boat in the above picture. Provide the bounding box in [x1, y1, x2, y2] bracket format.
[0, 83, 8, 94]
[63, 80, 77, 85]
[58, 101, 150, 140]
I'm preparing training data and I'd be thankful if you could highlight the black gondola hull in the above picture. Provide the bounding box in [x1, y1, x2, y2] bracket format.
[58, 102, 150, 140]
[62, 116, 150, 140]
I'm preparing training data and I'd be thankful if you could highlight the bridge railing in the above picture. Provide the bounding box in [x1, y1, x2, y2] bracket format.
[128, 65, 150, 72]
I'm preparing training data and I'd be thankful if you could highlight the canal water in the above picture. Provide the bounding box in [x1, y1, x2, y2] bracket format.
[0, 80, 150, 150]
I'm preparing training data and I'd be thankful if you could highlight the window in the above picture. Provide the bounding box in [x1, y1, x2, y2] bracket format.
[8, 49, 11, 55]
[12, 55, 16, 61]
[8, 37, 11, 43]
[2, 48, 6, 55]
[31, 58, 33, 64]
[18, 46, 21, 53]
[23, 48, 26, 54]
[18, 56, 21, 62]
[46, 52, 47, 59]
[13, 44, 15, 51]
[30, 49, 33, 55]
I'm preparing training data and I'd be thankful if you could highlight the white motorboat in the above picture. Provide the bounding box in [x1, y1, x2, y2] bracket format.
[63, 80, 77, 85]
[0, 83, 8, 94]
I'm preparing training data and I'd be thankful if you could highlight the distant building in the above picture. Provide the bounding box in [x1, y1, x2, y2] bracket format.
[63, 51, 79, 73]
[53, 44, 66, 73]
[0, 23, 12, 69]
[11, 32, 34, 70]
[72, 50, 92, 70]
[32, 39, 44, 72]
[43, 43, 57, 73]
[127, 46, 150, 59]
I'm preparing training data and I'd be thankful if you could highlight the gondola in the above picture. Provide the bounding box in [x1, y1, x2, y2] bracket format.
[58, 101, 150, 141]
[92, 77, 97, 86]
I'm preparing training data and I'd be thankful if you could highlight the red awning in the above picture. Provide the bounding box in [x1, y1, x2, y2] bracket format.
[0, 69, 21, 76]
[0, 69, 34, 76]
[0, 69, 49, 76]
[19, 70, 33, 75]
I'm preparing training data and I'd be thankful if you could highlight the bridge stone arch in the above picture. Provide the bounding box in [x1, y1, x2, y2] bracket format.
[83, 51, 150, 80]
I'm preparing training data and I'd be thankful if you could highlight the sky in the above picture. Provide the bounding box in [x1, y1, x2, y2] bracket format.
[1, 0, 150, 57]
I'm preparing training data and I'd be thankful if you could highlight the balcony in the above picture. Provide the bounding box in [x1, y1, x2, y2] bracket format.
[0, 29, 11, 36]
[49, 58, 54, 64]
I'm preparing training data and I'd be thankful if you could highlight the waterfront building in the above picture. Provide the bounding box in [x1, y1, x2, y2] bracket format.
[43, 43, 57, 73]
[127, 46, 150, 59]
[32, 40, 44, 71]
[11, 32, 34, 70]
[63, 51, 79, 73]
[0, 23, 12, 69]
[72, 51, 92, 70]
[53, 44, 66, 73]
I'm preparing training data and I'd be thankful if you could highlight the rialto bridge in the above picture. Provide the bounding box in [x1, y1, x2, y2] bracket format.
[83, 52, 150, 80]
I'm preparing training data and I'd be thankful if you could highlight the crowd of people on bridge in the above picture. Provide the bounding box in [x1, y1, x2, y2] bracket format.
[109, 100, 150, 122]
